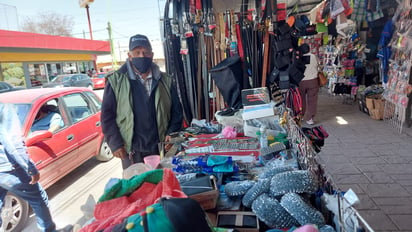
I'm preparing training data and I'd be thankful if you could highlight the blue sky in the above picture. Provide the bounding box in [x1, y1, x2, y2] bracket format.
[0, 0, 166, 48]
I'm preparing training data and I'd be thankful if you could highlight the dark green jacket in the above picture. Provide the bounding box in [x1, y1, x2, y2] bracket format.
[101, 62, 182, 153]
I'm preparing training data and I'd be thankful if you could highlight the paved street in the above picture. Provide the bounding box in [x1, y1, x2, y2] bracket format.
[316, 89, 412, 232]
[23, 157, 122, 231]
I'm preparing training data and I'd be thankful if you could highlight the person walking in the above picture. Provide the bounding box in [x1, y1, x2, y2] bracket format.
[0, 103, 72, 232]
[101, 34, 183, 170]
[298, 51, 320, 125]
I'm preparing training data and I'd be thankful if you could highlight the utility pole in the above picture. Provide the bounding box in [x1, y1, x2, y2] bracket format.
[85, 5, 93, 40]
[118, 41, 122, 61]
[107, 21, 117, 69]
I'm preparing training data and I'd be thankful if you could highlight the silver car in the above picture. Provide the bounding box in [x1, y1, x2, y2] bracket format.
[43, 74, 94, 89]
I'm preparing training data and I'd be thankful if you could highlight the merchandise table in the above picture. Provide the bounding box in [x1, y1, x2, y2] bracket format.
[78, 114, 374, 232]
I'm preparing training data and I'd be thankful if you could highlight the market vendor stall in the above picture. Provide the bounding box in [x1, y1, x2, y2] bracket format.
[74, 0, 400, 230]
[77, 101, 374, 232]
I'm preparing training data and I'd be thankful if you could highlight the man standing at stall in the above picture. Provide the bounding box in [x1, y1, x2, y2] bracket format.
[101, 34, 183, 169]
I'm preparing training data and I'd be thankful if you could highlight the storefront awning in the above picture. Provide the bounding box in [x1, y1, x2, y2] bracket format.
[0, 29, 111, 55]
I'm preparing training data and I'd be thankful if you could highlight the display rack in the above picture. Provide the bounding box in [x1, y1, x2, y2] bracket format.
[382, 4, 412, 133]
[286, 114, 374, 232]
[384, 100, 406, 133]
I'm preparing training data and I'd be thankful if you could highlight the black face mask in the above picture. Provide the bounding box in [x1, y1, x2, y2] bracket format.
[131, 57, 152, 74]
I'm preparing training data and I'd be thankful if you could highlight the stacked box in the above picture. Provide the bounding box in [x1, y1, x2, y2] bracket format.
[242, 103, 277, 138]
[365, 95, 385, 120]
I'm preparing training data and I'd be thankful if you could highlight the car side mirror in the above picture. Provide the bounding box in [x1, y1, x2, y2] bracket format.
[25, 130, 53, 146]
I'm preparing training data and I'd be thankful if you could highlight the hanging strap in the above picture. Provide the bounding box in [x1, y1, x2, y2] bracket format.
[195, 0, 202, 24]
[285, 87, 303, 117]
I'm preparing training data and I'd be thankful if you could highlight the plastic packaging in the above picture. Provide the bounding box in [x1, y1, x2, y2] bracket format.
[144, 155, 161, 169]
[259, 126, 268, 148]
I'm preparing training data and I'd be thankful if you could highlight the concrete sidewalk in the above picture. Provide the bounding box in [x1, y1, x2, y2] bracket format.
[314, 89, 412, 232]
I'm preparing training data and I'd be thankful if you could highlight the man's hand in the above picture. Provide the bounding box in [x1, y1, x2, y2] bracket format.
[113, 147, 127, 159]
[30, 173, 40, 185]
[164, 135, 173, 152]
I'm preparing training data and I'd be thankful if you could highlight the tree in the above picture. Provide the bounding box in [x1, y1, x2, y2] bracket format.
[21, 11, 74, 37]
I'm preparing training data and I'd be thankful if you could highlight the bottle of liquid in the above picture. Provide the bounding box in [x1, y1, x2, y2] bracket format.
[259, 126, 268, 148]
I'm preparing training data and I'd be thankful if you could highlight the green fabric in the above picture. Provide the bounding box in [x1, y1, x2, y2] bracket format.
[207, 155, 229, 166]
[107, 71, 134, 153]
[316, 23, 328, 33]
[212, 163, 234, 172]
[275, 133, 288, 139]
[107, 71, 173, 153]
[155, 73, 172, 142]
[212, 228, 232, 232]
[98, 169, 164, 202]
[127, 203, 175, 232]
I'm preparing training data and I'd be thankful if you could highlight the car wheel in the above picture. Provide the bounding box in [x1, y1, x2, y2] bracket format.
[87, 84, 93, 90]
[1, 193, 29, 232]
[95, 139, 113, 161]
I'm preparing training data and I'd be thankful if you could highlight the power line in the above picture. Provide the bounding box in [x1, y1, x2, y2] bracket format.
[111, 28, 128, 38]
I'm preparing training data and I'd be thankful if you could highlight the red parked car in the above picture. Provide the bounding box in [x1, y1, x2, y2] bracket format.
[91, 72, 107, 89]
[0, 87, 113, 231]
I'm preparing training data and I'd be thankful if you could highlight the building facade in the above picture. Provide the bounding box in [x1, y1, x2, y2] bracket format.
[0, 29, 111, 88]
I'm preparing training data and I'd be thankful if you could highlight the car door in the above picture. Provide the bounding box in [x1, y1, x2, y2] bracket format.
[77, 75, 86, 87]
[70, 75, 79, 87]
[80, 74, 92, 87]
[25, 98, 80, 189]
[62, 92, 101, 163]
[0, 82, 12, 93]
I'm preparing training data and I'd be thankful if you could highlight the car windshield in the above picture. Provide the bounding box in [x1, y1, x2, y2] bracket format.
[96, 73, 106, 78]
[52, 75, 71, 82]
[11, 103, 31, 125]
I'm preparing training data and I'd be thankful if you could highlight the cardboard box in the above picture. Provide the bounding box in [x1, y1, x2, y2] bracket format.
[365, 97, 374, 110]
[242, 103, 274, 120]
[365, 95, 385, 120]
[188, 176, 219, 210]
[216, 211, 259, 232]
[241, 87, 270, 106]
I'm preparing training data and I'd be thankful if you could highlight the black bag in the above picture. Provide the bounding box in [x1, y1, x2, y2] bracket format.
[274, 52, 291, 69]
[161, 198, 212, 232]
[279, 70, 290, 89]
[289, 61, 306, 85]
[126, 197, 213, 232]
[210, 55, 245, 110]
[298, 43, 310, 55]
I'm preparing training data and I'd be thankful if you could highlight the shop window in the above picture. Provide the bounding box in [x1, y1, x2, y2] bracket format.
[63, 63, 77, 74]
[0, 63, 26, 87]
[29, 64, 47, 87]
[47, 63, 63, 81]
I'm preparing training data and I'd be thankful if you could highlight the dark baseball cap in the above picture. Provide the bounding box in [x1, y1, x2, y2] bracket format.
[129, 34, 152, 51]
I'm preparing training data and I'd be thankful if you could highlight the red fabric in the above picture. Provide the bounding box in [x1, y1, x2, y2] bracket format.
[277, 3, 287, 21]
[129, 182, 157, 202]
[190, 0, 196, 15]
[195, 0, 202, 10]
[80, 169, 187, 232]
[94, 196, 129, 220]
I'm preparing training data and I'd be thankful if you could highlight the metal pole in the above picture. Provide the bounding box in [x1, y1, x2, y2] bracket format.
[107, 22, 117, 69]
[86, 5, 93, 40]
